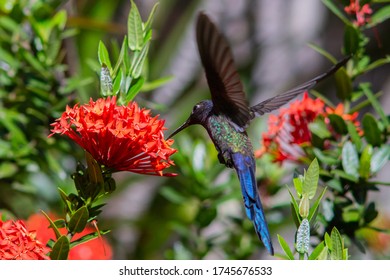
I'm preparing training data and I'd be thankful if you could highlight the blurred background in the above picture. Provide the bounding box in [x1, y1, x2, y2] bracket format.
[1, 0, 389, 259]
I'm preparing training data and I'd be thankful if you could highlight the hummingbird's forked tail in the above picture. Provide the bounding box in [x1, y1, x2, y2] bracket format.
[232, 153, 274, 255]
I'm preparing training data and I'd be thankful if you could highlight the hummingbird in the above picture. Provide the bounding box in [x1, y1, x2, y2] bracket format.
[168, 12, 350, 255]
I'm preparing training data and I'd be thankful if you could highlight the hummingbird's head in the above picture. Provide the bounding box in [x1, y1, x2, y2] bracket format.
[168, 100, 213, 138]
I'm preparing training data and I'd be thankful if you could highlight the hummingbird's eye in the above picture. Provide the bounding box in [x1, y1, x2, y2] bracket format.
[192, 104, 200, 112]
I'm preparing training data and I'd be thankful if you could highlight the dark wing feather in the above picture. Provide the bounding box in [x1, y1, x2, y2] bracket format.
[250, 55, 351, 117]
[196, 12, 251, 130]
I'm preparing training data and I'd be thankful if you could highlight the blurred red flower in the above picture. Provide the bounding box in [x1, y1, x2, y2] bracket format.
[256, 92, 360, 163]
[49, 96, 177, 176]
[25, 213, 112, 260]
[0, 218, 49, 260]
[344, 0, 372, 26]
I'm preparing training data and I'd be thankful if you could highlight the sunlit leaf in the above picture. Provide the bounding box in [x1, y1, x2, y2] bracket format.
[359, 145, 372, 179]
[277, 234, 295, 260]
[302, 158, 319, 199]
[128, 0, 143, 51]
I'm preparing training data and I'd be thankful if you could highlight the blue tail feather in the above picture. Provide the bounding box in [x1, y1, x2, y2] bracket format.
[232, 153, 274, 255]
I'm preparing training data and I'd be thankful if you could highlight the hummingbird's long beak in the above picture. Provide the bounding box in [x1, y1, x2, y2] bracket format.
[167, 118, 191, 139]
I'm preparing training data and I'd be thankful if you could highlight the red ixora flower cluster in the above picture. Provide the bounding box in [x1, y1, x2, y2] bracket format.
[49, 96, 177, 176]
[256, 92, 360, 163]
[344, 0, 373, 27]
[0, 218, 50, 260]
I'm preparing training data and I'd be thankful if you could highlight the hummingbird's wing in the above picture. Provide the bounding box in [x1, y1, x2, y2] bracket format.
[196, 12, 251, 131]
[250, 56, 350, 117]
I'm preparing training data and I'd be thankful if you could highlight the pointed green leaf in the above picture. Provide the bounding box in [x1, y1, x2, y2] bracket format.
[293, 176, 303, 197]
[328, 114, 348, 134]
[309, 241, 325, 260]
[359, 145, 373, 179]
[317, 246, 329, 260]
[68, 206, 89, 233]
[85, 151, 104, 185]
[308, 119, 332, 139]
[131, 42, 150, 78]
[369, 5, 390, 26]
[371, 145, 390, 173]
[334, 67, 352, 100]
[324, 232, 332, 250]
[288, 188, 302, 225]
[113, 68, 123, 94]
[113, 36, 127, 77]
[330, 227, 343, 260]
[125, 77, 144, 103]
[346, 121, 362, 151]
[313, 148, 340, 165]
[41, 210, 61, 239]
[128, 0, 143, 51]
[341, 141, 359, 180]
[308, 187, 327, 222]
[50, 235, 70, 260]
[361, 83, 389, 127]
[277, 234, 295, 260]
[343, 24, 360, 55]
[70, 230, 110, 248]
[302, 158, 319, 199]
[322, 0, 351, 25]
[143, 2, 159, 35]
[331, 169, 359, 182]
[307, 43, 337, 64]
[142, 75, 173, 91]
[98, 41, 112, 69]
[362, 113, 382, 147]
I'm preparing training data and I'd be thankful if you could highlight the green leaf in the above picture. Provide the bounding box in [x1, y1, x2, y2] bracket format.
[359, 145, 373, 179]
[68, 206, 89, 233]
[98, 40, 112, 69]
[359, 56, 390, 75]
[143, 2, 159, 35]
[128, 0, 143, 51]
[364, 202, 378, 224]
[113, 36, 127, 77]
[334, 67, 352, 100]
[131, 42, 150, 78]
[0, 162, 18, 179]
[160, 186, 186, 204]
[361, 83, 389, 127]
[343, 25, 360, 55]
[331, 169, 359, 182]
[293, 176, 303, 197]
[302, 158, 319, 199]
[50, 235, 70, 260]
[125, 77, 144, 103]
[328, 114, 348, 134]
[277, 234, 295, 260]
[322, 0, 351, 25]
[371, 145, 390, 173]
[341, 141, 359, 180]
[308, 187, 327, 222]
[288, 188, 302, 225]
[362, 113, 382, 147]
[324, 232, 332, 250]
[70, 230, 110, 248]
[317, 246, 329, 260]
[330, 227, 343, 260]
[307, 43, 337, 64]
[346, 121, 362, 151]
[309, 241, 325, 260]
[85, 151, 104, 185]
[308, 119, 332, 139]
[41, 210, 61, 239]
[369, 5, 390, 26]
[142, 75, 173, 92]
[313, 148, 340, 165]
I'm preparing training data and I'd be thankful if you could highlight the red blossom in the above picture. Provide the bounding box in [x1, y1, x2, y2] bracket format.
[0, 218, 50, 260]
[25, 213, 113, 260]
[49, 96, 177, 176]
[344, 0, 372, 27]
[256, 92, 361, 163]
